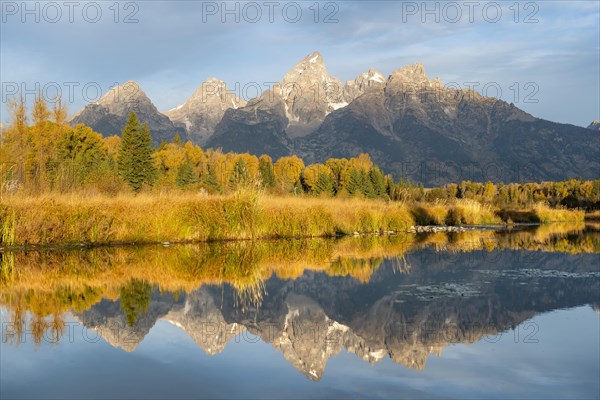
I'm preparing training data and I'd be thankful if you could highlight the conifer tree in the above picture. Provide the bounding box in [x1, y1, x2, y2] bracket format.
[314, 172, 334, 195]
[258, 155, 276, 188]
[230, 158, 249, 188]
[118, 112, 157, 192]
[176, 157, 195, 188]
[201, 167, 221, 192]
[370, 166, 386, 198]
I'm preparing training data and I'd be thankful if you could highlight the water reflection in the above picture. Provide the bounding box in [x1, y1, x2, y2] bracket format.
[1, 224, 599, 381]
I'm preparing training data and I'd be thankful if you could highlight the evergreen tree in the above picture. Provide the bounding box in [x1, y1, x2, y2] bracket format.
[361, 171, 375, 198]
[176, 158, 196, 188]
[201, 167, 221, 192]
[117, 112, 157, 192]
[370, 166, 386, 198]
[314, 173, 334, 196]
[258, 155, 276, 188]
[229, 158, 249, 188]
[347, 169, 362, 195]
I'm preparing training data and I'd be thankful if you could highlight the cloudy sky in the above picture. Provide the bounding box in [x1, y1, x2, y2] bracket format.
[1, 1, 598, 127]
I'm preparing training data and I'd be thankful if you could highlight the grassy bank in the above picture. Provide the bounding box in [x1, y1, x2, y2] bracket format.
[498, 203, 586, 224]
[0, 192, 586, 247]
[0, 192, 414, 247]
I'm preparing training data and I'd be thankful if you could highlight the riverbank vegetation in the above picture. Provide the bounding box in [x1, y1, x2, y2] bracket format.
[0, 192, 590, 247]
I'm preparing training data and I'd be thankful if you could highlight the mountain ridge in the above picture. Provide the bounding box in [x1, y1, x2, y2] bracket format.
[69, 52, 599, 184]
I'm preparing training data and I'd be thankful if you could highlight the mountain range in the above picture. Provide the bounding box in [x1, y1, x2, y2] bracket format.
[70, 52, 599, 185]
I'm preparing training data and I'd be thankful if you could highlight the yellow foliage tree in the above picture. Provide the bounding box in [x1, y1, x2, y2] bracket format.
[274, 155, 305, 192]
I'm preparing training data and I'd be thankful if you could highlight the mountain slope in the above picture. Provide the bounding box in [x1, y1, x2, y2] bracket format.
[207, 51, 344, 156]
[70, 81, 184, 145]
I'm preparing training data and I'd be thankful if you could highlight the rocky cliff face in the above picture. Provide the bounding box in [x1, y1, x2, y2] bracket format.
[588, 120, 600, 131]
[280, 51, 345, 138]
[164, 78, 246, 145]
[207, 52, 346, 155]
[207, 89, 293, 159]
[70, 81, 183, 145]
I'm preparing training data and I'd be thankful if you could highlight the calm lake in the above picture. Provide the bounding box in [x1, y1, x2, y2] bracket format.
[1, 225, 599, 399]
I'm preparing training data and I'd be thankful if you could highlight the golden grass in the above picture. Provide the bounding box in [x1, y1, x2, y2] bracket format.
[500, 203, 585, 224]
[413, 199, 501, 226]
[531, 203, 585, 223]
[0, 191, 415, 246]
[0, 192, 587, 247]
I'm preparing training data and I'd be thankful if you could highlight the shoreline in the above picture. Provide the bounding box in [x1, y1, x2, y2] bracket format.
[0, 192, 585, 250]
[0, 222, 567, 253]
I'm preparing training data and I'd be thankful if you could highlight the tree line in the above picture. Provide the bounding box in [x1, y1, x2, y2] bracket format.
[1, 96, 598, 209]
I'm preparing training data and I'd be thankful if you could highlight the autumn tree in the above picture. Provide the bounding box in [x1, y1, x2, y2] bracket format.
[302, 164, 331, 193]
[32, 93, 50, 125]
[57, 124, 107, 186]
[274, 155, 305, 193]
[5, 95, 28, 183]
[52, 96, 68, 125]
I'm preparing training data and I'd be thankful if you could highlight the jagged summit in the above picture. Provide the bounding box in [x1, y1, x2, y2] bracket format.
[164, 78, 245, 145]
[279, 51, 344, 134]
[387, 62, 443, 89]
[282, 51, 326, 86]
[343, 68, 387, 102]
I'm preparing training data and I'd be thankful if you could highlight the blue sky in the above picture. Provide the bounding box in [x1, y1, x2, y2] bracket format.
[1, 0, 598, 127]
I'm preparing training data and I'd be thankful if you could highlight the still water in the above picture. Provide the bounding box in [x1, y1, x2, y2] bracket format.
[1, 226, 599, 399]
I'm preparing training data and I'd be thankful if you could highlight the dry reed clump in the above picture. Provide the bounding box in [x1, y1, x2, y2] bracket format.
[411, 201, 448, 225]
[446, 199, 501, 225]
[531, 202, 585, 223]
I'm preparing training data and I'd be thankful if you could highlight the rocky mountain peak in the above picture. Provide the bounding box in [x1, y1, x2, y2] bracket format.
[587, 120, 600, 131]
[164, 78, 246, 145]
[282, 51, 325, 84]
[343, 68, 387, 103]
[278, 51, 344, 136]
[70, 80, 182, 144]
[388, 62, 436, 87]
[95, 80, 153, 111]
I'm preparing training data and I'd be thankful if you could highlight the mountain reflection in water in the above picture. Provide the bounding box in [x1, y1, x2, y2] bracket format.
[1, 224, 599, 382]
